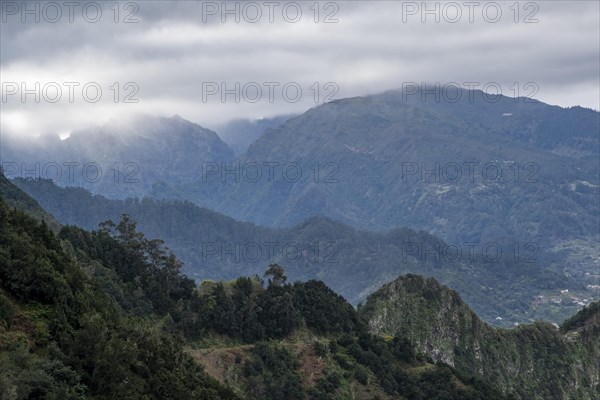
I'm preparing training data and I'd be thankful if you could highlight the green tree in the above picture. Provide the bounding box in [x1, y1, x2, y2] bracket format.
[264, 263, 287, 287]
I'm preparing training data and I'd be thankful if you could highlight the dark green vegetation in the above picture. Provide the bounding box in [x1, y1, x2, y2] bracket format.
[2, 89, 599, 399]
[0, 197, 240, 399]
[561, 301, 600, 332]
[360, 274, 600, 400]
[13, 175, 584, 327]
[198, 329, 509, 400]
[0, 168, 59, 232]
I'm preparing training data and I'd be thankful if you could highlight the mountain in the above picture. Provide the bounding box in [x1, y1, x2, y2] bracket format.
[11, 176, 590, 327]
[360, 274, 600, 400]
[1, 114, 235, 199]
[2, 171, 598, 400]
[3, 89, 598, 324]
[4, 92, 597, 286]
[4, 92, 597, 261]
[155, 88, 599, 305]
[213, 115, 295, 155]
[174, 89, 599, 234]
[0, 178, 512, 400]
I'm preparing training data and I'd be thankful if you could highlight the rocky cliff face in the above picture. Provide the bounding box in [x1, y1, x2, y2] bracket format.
[360, 274, 600, 400]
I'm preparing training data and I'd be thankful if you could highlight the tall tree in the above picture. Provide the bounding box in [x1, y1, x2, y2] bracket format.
[264, 263, 287, 287]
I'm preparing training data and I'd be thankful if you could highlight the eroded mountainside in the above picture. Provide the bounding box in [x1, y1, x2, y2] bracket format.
[360, 274, 600, 400]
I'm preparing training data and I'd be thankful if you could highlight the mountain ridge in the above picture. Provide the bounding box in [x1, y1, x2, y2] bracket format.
[360, 274, 600, 399]
[11, 175, 590, 328]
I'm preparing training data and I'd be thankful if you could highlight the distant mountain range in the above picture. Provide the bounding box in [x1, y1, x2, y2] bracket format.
[4, 90, 597, 254]
[169, 89, 598, 246]
[11, 174, 591, 327]
[163, 89, 599, 302]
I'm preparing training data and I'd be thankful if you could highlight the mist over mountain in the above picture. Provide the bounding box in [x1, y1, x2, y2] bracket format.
[3, 0, 598, 398]
[1, 114, 235, 199]
[176, 89, 598, 239]
[3, 88, 599, 325]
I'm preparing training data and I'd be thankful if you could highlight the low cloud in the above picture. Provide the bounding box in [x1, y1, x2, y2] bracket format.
[1, 0, 598, 138]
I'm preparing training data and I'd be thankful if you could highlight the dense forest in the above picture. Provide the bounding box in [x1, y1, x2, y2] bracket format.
[2, 3, 598, 399]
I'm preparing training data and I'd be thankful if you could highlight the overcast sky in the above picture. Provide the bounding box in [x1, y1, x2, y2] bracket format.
[1, 0, 599, 138]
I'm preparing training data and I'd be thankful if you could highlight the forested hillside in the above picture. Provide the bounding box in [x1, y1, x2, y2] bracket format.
[0, 186, 509, 399]
[148, 93, 599, 309]
[1, 175, 598, 399]
[0, 197, 239, 399]
[2, 1, 597, 399]
[0, 169, 60, 231]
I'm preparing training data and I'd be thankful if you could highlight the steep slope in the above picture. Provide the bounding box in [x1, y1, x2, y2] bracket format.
[1, 175, 595, 400]
[360, 274, 600, 400]
[12, 176, 590, 327]
[181, 89, 598, 235]
[1, 114, 235, 199]
[0, 169, 60, 231]
[3, 91, 596, 303]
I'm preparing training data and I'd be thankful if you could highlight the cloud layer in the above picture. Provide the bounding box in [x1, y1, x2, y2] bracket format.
[1, 0, 599, 138]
